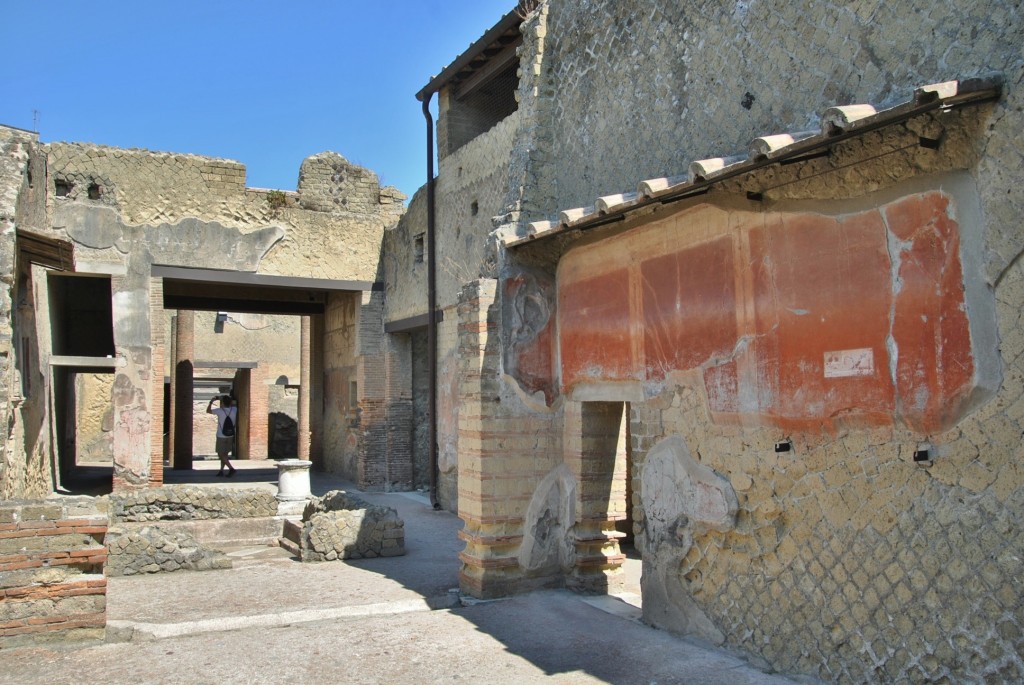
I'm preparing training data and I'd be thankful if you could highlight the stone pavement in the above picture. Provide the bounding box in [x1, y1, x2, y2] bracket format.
[1, 464, 798, 685]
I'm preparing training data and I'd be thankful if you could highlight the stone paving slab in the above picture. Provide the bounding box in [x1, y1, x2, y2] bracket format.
[2, 474, 796, 684]
[6, 591, 796, 685]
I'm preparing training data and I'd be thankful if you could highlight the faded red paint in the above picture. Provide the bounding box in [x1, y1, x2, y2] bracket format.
[744, 210, 896, 431]
[556, 192, 979, 435]
[559, 268, 636, 387]
[886, 193, 975, 434]
[504, 275, 557, 403]
[642, 236, 738, 380]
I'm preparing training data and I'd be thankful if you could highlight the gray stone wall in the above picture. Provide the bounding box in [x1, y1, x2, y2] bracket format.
[0, 127, 36, 498]
[536, 0, 1023, 219]
[109, 486, 278, 522]
[298, 490, 405, 561]
[105, 525, 231, 576]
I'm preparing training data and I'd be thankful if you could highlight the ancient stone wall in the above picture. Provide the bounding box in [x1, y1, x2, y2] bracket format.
[105, 525, 231, 576]
[412, 1, 1024, 681]
[4, 139, 404, 493]
[45, 142, 402, 285]
[0, 498, 107, 648]
[109, 486, 277, 522]
[0, 127, 38, 498]
[536, 0, 1023, 217]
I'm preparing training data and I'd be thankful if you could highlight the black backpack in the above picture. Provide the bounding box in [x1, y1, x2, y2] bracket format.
[222, 413, 236, 437]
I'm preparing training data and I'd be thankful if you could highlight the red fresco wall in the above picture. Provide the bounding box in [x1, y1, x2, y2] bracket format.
[556, 192, 977, 435]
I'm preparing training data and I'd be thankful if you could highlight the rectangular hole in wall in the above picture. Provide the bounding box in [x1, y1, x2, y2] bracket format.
[414, 233, 425, 263]
[47, 273, 115, 357]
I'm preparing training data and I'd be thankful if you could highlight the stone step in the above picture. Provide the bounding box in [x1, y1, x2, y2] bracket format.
[278, 519, 302, 555]
[117, 517, 286, 548]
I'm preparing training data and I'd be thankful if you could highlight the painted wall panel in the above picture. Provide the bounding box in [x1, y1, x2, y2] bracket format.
[557, 190, 982, 435]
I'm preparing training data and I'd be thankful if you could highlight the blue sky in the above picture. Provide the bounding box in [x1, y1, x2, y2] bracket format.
[1, 1, 515, 200]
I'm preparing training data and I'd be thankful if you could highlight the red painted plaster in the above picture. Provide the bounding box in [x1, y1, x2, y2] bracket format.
[504, 275, 557, 403]
[641, 236, 738, 381]
[886, 193, 974, 434]
[559, 268, 636, 387]
[556, 191, 978, 435]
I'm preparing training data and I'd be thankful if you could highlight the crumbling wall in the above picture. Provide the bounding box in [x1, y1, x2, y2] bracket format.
[0, 498, 107, 648]
[109, 486, 277, 522]
[298, 490, 405, 561]
[105, 525, 231, 576]
[25, 141, 404, 490]
[0, 127, 36, 498]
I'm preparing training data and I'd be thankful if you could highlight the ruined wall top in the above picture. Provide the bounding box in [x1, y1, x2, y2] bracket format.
[297, 151, 405, 215]
[42, 142, 404, 229]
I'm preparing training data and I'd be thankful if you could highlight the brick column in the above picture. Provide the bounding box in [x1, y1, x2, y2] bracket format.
[148, 279, 165, 485]
[247, 365, 269, 460]
[297, 315, 311, 461]
[172, 309, 194, 470]
[456, 279, 524, 598]
[456, 279, 564, 598]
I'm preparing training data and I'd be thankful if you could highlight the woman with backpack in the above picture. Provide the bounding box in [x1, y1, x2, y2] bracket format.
[207, 394, 237, 477]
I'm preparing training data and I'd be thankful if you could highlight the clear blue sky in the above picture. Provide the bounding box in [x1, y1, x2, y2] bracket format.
[1, 1, 515, 200]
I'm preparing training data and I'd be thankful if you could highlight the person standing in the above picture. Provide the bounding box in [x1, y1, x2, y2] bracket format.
[206, 394, 237, 477]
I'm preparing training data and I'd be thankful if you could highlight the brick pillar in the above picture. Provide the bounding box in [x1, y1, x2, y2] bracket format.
[456, 279, 523, 598]
[148, 279, 165, 485]
[172, 310, 194, 470]
[384, 332, 413, 489]
[297, 315, 311, 461]
[309, 314, 324, 468]
[167, 314, 177, 466]
[566, 400, 628, 593]
[247, 365, 269, 460]
[456, 279, 564, 598]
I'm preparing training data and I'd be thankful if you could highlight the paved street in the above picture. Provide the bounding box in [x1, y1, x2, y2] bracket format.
[2, 468, 797, 685]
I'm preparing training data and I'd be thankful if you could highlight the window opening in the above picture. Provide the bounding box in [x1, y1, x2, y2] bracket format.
[414, 233, 425, 264]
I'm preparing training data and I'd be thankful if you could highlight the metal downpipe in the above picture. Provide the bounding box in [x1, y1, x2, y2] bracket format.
[422, 95, 441, 510]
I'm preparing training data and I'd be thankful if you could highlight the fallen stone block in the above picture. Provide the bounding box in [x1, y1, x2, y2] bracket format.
[105, 526, 232, 576]
[298, 490, 405, 562]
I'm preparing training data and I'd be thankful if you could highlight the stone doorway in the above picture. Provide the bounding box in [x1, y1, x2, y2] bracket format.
[568, 400, 639, 597]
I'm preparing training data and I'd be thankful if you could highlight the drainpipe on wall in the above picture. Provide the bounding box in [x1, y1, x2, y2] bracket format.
[422, 94, 441, 510]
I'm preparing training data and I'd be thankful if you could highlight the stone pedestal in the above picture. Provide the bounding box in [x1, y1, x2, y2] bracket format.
[276, 460, 313, 502]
